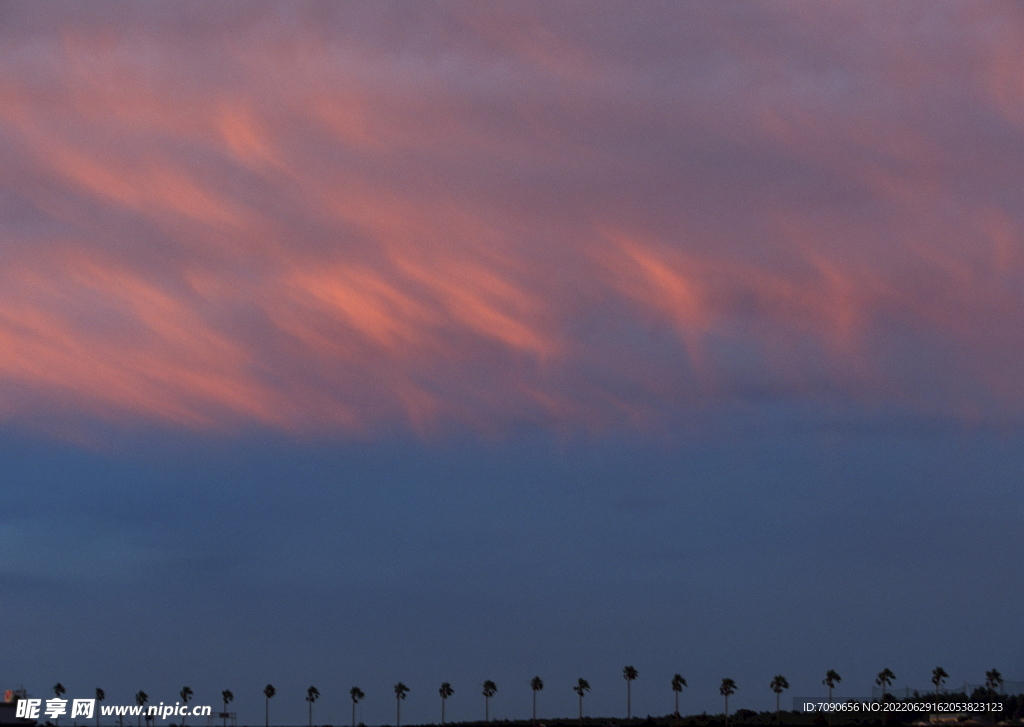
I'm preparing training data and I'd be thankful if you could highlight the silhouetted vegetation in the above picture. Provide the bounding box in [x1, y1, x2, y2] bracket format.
[264, 684, 276, 727]
[623, 668, 638, 723]
[385, 692, 1024, 727]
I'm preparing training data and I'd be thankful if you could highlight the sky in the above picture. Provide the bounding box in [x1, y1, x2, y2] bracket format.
[1, 1, 1023, 724]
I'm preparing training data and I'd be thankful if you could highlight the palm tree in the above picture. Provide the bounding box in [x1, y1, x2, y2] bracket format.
[482, 681, 497, 723]
[221, 691, 234, 727]
[263, 685, 275, 727]
[719, 679, 736, 726]
[306, 686, 319, 727]
[53, 684, 66, 727]
[985, 669, 1003, 697]
[986, 670, 1004, 722]
[180, 687, 194, 727]
[439, 683, 453, 726]
[770, 676, 788, 723]
[875, 669, 894, 723]
[822, 671, 840, 727]
[394, 683, 409, 727]
[573, 679, 590, 727]
[623, 666, 638, 721]
[530, 677, 543, 725]
[822, 671, 841, 702]
[96, 689, 106, 727]
[931, 668, 948, 698]
[670, 675, 686, 720]
[350, 687, 364, 727]
[135, 691, 148, 727]
[875, 669, 894, 701]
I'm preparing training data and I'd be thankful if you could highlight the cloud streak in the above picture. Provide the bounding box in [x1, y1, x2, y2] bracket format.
[1, 2, 1022, 436]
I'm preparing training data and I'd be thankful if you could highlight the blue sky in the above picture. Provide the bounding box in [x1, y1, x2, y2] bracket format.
[5, 420, 1020, 722]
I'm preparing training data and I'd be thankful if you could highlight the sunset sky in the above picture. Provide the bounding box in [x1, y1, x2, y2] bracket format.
[2, 2, 1022, 723]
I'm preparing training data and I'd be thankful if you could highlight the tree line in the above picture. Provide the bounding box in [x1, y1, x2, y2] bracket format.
[51, 667, 1015, 727]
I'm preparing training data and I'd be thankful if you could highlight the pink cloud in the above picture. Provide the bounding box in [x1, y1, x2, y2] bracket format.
[0, 3, 1021, 436]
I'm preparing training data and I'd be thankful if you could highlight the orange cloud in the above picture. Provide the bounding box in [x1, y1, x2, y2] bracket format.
[0, 5, 1022, 437]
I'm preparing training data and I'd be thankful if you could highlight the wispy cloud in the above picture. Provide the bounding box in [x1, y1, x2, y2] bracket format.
[1, 3, 1021, 436]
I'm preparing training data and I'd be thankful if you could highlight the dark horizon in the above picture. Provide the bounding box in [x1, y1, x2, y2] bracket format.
[6, 667, 1020, 727]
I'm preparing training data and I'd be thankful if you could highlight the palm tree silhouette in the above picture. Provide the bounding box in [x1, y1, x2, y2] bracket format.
[394, 683, 409, 727]
[221, 691, 233, 727]
[931, 668, 948, 698]
[822, 671, 840, 727]
[875, 669, 894, 699]
[822, 671, 841, 702]
[622, 666, 638, 721]
[179, 687, 193, 727]
[769, 676, 788, 723]
[986, 670, 1004, 721]
[875, 669, 895, 723]
[875, 669, 894, 700]
[670, 674, 686, 721]
[263, 685, 275, 727]
[95, 689, 105, 727]
[135, 691, 148, 727]
[306, 686, 319, 727]
[53, 684, 66, 727]
[573, 679, 590, 727]
[985, 669, 1003, 697]
[349, 687, 364, 727]
[719, 679, 736, 726]
[482, 681, 497, 723]
[439, 683, 453, 726]
[530, 677, 543, 725]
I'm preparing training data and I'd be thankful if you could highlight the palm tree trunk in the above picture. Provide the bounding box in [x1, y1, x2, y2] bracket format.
[441, 699, 445, 727]
[485, 697, 489, 723]
[578, 695, 582, 727]
[396, 700, 401, 727]
[308, 701, 312, 727]
[265, 698, 269, 727]
[532, 692, 536, 724]
[725, 695, 729, 727]
[352, 702, 356, 727]
[627, 682, 631, 722]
